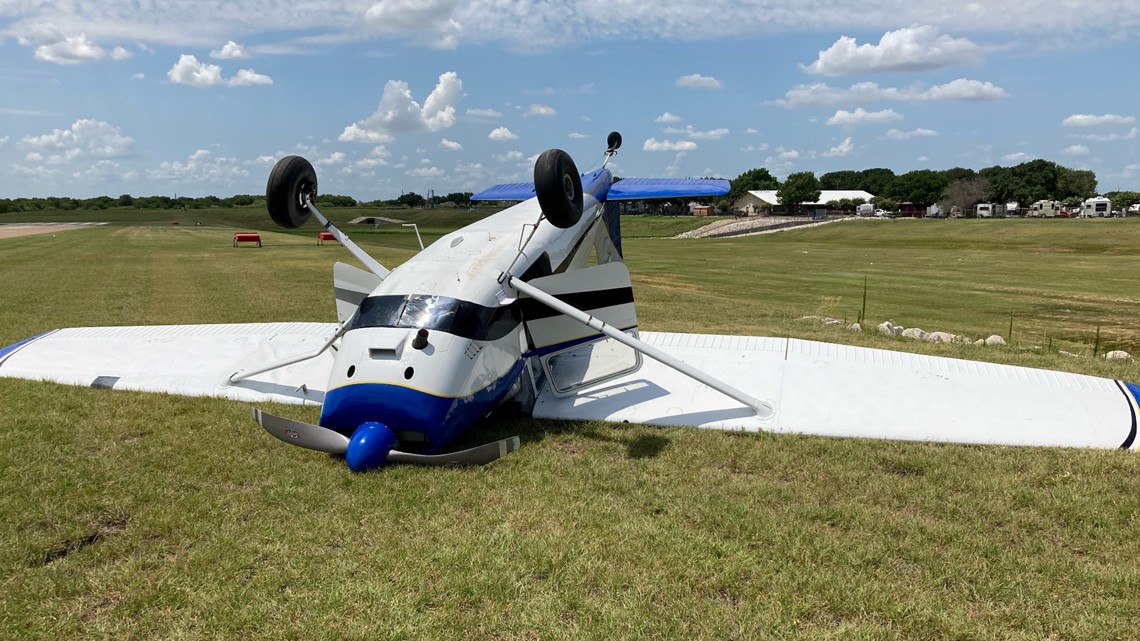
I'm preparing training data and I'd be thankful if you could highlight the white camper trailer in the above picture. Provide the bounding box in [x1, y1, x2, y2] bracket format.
[1031, 200, 1062, 217]
[1081, 196, 1112, 218]
[856, 203, 874, 217]
[976, 203, 993, 218]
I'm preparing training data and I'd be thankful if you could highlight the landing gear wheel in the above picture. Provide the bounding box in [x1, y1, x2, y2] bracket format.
[266, 155, 317, 228]
[607, 131, 622, 151]
[534, 149, 583, 229]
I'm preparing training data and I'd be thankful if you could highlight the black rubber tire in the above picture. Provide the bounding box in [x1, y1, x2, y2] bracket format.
[266, 156, 317, 228]
[607, 131, 622, 151]
[534, 149, 582, 229]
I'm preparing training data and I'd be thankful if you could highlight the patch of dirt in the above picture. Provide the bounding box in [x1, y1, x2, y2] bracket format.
[33, 517, 127, 567]
[633, 273, 701, 292]
[0, 223, 107, 239]
[552, 440, 585, 456]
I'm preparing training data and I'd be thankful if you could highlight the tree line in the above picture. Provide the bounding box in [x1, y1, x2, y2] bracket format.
[722, 159, 1114, 215]
[0, 191, 476, 214]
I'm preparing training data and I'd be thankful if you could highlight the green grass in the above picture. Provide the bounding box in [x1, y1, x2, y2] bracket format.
[2, 211, 1140, 640]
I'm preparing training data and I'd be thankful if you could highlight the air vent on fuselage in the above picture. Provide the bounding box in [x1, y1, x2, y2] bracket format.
[369, 348, 399, 360]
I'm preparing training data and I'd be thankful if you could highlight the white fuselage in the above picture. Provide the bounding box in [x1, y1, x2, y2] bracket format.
[318, 169, 611, 451]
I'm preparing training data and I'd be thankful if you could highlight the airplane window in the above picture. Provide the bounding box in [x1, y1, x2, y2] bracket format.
[348, 294, 520, 341]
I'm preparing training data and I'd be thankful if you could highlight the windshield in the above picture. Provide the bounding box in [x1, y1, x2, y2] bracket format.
[346, 294, 520, 342]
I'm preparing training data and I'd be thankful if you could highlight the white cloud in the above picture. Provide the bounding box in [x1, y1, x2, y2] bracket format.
[822, 137, 854, 157]
[494, 150, 524, 162]
[439, 138, 463, 151]
[466, 108, 501, 117]
[742, 143, 769, 152]
[825, 107, 902, 126]
[1061, 144, 1090, 156]
[34, 33, 105, 64]
[568, 132, 587, 139]
[110, 46, 131, 60]
[773, 78, 1007, 107]
[1061, 114, 1136, 127]
[525, 104, 556, 116]
[643, 138, 697, 152]
[885, 127, 938, 139]
[167, 54, 224, 87]
[211, 41, 248, 59]
[663, 125, 730, 140]
[675, 73, 722, 89]
[7, 2, 1140, 57]
[0, 136, 7, 148]
[655, 112, 683, 123]
[804, 26, 982, 76]
[744, 128, 759, 134]
[488, 127, 518, 141]
[917, 155, 929, 161]
[316, 151, 347, 165]
[1002, 152, 1034, 163]
[406, 166, 446, 178]
[339, 71, 462, 141]
[20, 119, 134, 162]
[229, 69, 273, 86]
[147, 148, 249, 184]
[1073, 127, 1139, 142]
[130, 73, 145, 80]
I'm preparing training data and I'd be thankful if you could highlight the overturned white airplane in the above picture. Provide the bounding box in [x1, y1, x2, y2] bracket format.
[1, 132, 1136, 470]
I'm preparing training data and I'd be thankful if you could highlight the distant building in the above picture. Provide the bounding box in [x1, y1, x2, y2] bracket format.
[733, 189, 875, 215]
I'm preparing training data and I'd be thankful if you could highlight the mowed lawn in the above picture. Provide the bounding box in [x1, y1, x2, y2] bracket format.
[1, 212, 1139, 640]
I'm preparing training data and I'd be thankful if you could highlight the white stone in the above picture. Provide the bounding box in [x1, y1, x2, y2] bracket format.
[1104, 350, 1133, 362]
[985, 335, 1006, 346]
[823, 317, 844, 326]
[973, 339, 985, 346]
[925, 331, 956, 343]
[1059, 350, 1082, 358]
[849, 323, 862, 332]
[901, 327, 929, 340]
[877, 321, 895, 336]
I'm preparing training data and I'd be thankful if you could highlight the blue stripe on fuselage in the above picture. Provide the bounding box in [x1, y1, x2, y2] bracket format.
[0, 330, 58, 369]
[319, 359, 527, 453]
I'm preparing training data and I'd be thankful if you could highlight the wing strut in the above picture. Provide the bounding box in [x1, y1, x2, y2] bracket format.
[229, 324, 347, 384]
[504, 274, 774, 419]
[304, 199, 391, 280]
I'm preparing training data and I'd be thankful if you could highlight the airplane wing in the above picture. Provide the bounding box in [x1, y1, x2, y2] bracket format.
[605, 178, 729, 200]
[0, 323, 338, 405]
[533, 331, 1140, 451]
[470, 182, 536, 202]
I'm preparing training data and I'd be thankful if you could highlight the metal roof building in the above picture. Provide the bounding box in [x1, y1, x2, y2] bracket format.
[734, 190, 875, 210]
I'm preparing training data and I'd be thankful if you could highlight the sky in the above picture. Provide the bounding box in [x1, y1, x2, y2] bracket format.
[1, 0, 1139, 200]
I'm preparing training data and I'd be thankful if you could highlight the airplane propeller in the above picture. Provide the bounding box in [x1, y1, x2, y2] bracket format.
[252, 408, 521, 471]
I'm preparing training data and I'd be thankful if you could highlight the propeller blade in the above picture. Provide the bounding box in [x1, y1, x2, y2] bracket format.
[253, 408, 349, 454]
[387, 436, 521, 466]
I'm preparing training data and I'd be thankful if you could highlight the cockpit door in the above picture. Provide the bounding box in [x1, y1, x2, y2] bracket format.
[520, 262, 642, 395]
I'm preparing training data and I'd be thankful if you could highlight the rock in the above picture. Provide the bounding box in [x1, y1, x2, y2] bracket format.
[901, 327, 929, 340]
[849, 323, 862, 332]
[1059, 350, 1081, 358]
[823, 317, 844, 326]
[1104, 350, 1134, 362]
[985, 335, 1006, 346]
[973, 339, 985, 346]
[877, 321, 895, 336]
[924, 331, 951, 343]
[799, 315, 821, 322]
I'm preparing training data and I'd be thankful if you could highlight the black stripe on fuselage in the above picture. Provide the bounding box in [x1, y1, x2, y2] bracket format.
[517, 287, 634, 321]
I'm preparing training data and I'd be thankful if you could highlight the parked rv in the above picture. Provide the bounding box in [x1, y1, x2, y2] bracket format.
[1081, 196, 1112, 218]
[856, 203, 875, 217]
[1030, 200, 1062, 217]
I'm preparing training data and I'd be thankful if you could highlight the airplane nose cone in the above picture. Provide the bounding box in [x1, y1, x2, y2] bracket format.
[346, 422, 397, 472]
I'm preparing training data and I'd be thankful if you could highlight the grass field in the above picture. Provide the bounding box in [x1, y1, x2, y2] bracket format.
[2, 210, 1140, 640]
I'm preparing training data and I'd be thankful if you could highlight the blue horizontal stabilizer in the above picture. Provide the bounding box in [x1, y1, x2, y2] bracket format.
[470, 182, 536, 201]
[607, 177, 730, 201]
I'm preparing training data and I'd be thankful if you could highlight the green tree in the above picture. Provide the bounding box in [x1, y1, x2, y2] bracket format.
[855, 168, 896, 197]
[1056, 168, 1097, 200]
[941, 176, 991, 216]
[396, 193, 426, 208]
[776, 172, 821, 211]
[727, 167, 779, 203]
[819, 170, 860, 190]
[886, 170, 950, 205]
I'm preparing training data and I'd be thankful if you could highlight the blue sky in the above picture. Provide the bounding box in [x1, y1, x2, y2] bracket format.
[1, 0, 1139, 199]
